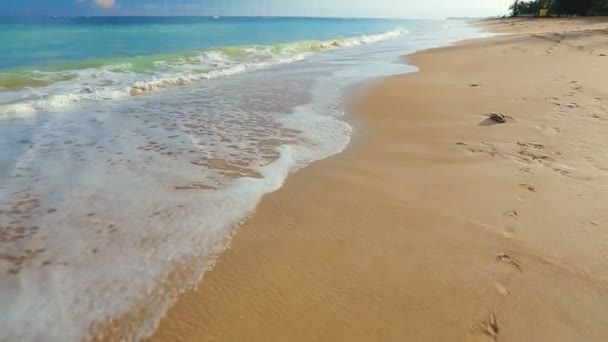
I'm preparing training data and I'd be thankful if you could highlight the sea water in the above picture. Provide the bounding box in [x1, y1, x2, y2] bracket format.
[0, 17, 490, 341]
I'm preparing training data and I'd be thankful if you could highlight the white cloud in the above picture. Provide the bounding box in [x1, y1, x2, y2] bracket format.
[78, 0, 115, 9]
[95, 0, 115, 8]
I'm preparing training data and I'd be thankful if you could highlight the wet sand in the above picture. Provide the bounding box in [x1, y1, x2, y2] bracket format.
[149, 18, 608, 341]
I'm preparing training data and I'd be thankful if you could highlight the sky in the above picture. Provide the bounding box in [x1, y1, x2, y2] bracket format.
[0, 0, 513, 18]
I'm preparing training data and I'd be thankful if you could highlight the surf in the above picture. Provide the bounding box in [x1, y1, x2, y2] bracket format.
[0, 28, 408, 118]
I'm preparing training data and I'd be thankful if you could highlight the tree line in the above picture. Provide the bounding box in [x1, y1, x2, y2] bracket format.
[511, 0, 608, 16]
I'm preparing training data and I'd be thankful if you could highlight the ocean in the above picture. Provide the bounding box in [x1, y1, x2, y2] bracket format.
[0, 16, 489, 341]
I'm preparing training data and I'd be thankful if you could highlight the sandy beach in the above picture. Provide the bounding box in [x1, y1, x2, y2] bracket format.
[149, 18, 608, 342]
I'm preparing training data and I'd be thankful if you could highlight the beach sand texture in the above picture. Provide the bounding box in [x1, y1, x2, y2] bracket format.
[150, 18, 608, 342]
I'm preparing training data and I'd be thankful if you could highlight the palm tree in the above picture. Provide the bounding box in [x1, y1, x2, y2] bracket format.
[510, 0, 520, 16]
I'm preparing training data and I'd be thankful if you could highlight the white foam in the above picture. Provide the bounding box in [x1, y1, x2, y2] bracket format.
[0, 147, 297, 341]
[0, 57, 359, 342]
[0, 28, 409, 118]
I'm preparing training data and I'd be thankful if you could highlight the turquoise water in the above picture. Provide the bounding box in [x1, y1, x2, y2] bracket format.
[0, 17, 407, 92]
[0, 17, 414, 115]
[1, 17, 411, 69]
[0, 17, 490, 341]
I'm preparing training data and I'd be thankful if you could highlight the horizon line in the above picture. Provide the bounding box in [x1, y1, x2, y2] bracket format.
[0, 14, 477, 20]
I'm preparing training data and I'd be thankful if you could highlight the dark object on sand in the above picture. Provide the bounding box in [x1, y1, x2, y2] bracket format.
[489, 113, 507, 123]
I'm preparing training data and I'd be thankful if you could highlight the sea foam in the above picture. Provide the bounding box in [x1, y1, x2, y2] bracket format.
[0, 28, 408, 118]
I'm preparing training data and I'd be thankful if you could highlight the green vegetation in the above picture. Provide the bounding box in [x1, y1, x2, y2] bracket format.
[510, 0, 608, 16]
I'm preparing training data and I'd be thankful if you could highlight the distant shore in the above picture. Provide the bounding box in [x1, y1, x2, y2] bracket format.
[149, 18, 608, 341]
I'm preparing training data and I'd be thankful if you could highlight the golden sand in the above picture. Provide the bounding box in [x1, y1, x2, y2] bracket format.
[149, 18, 608, 341]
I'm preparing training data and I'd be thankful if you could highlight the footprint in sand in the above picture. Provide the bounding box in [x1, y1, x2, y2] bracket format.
[502, 226, 517, 239]
[518, 183, 536, 192]
[519, 166, 534, 175]
[469, 309, 500, 342]
[554, 74, 566, 80]
[516, 141, 560, 165]
[546, 96, 560, 104]
[517, 141, 544, 150]
[553, 167, 571, 177]
[541, 126, 560, 135]
[497, 253, 523, 272]
[587, 113, 606, 121]
[481, 309, 500, 341]
[494, 281, 510, 296]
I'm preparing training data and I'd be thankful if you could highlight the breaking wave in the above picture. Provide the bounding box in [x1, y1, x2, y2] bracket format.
[0, 28, 408, 117]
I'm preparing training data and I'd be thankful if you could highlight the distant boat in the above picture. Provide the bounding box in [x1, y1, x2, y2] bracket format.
[213, 16, 220, 19]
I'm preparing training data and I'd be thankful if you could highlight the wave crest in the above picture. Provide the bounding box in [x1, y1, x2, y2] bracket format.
[0, 28, 408, 117]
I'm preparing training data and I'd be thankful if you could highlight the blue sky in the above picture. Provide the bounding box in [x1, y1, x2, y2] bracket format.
[1, 0, 512, 18]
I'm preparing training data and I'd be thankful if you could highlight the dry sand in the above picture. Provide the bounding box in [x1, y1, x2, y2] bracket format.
[149, 19, 608, 341]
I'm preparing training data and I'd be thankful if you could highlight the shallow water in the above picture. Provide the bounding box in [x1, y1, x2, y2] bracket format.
[0, 17, 490, 341]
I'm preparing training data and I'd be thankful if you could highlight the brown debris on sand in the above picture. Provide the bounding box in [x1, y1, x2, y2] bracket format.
[489, 113, 507, 123]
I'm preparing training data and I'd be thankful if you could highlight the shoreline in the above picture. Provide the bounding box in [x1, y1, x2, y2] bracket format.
[149, 18, 608, 341]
